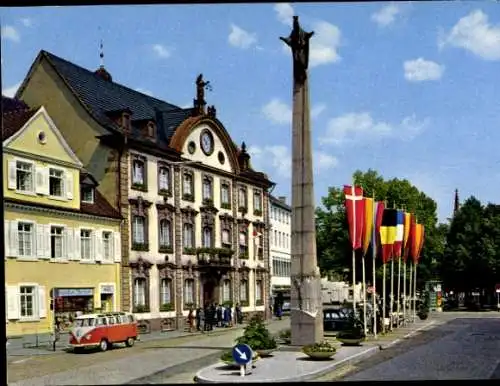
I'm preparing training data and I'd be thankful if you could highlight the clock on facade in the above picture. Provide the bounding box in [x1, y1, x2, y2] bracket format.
[200, 130, 214, 156]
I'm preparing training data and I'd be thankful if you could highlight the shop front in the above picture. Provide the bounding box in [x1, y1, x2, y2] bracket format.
[98, 283, 116, 313]
[53, 288, 94, 332]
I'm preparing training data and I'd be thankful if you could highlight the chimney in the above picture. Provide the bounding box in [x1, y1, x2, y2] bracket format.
[278, 196, 287, 204]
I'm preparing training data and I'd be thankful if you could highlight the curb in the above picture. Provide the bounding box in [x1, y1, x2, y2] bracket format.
[379, 320, 437, 350]
[193, 346, 379, 383]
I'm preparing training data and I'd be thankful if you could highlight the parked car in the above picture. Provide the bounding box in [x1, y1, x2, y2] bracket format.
[323, 307, 352, 332]
[282, 302, 291, 312]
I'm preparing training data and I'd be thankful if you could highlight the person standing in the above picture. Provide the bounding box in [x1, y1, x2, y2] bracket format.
[203, 304, 210, 332]
[187, 307, 195, 333]
[195, 307, 201, 331]
[216, 304, 223, 327]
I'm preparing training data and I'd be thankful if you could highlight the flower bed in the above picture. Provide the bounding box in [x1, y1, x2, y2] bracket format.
[302, 341, 336, 360]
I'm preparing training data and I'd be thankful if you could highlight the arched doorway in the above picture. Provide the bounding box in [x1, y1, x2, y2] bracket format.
[202, 274, 217, 306]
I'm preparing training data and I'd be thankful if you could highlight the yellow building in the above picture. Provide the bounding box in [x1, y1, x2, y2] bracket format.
[3, 99, 123, 337]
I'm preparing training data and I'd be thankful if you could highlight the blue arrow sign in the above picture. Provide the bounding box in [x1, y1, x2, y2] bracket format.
[232, 343, 252, 365]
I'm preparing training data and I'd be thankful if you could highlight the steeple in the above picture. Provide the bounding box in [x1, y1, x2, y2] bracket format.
[453, 188, 460, 215]
[94, 39, 113, 82]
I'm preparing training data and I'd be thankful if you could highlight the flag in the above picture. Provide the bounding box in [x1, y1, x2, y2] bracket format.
[379, 208, 397, 264]
[393, 210, 404, 257]
[362, 197, 374, 256]
[411, 222, 422, 264]
[373, 201, 385, 254]
[416, 225, 425, 264]
[402, 212, 411, 261]
[344, 185, 365, 250]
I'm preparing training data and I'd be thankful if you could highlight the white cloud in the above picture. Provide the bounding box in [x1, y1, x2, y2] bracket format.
[3, 81, 21, 98]
[404, 58, 445, 82]
[152, 44, 171, 59]
[135, 88, 153, 97]
[262, 98, 292, 125]
[311, 104, 326, 119]
[274, 3, 294, 26]
[249, 145, 338, 179]
[439, 9, 500, 61]
[1, 25, 20, 42]
[228, 24, 257, 49]
[321, 112, 428, 145]
[371, 4, 401, 27]
[309, 21, 342, 67]
[20, 18, 32, 27]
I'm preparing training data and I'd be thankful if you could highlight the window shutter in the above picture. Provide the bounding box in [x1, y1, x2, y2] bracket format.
[8, 160, 16, 190]
[35, 166, 46, 195]
[4, 220, 11, 258]
[66, 172, 73, 200]
[9, 221, 18, 258]
[74, 229, 81, 261]
[113, 232, 121, 263]
[40, 167, 50, 196]
[38, 286, 47, 318]
[91, 230, 96, 261]
[7, 285, 19, 320]
[43, 225, 51, 259]
[65, 228, 74, 260]
[36, 224, 45, 259]
[95, 231, 103, 262]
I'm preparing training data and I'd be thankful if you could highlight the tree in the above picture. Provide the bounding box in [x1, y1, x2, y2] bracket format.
[316, 169, 442, 292]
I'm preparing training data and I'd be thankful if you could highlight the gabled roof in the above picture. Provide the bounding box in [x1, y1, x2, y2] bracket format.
[17, 50, 192, 147]
[2, 96, 29, 112]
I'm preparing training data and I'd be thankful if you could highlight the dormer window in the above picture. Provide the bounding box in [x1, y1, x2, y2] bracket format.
[147, 121, 156, 138]
[122, 113, 131, 131]
[81, 186, 94, 203]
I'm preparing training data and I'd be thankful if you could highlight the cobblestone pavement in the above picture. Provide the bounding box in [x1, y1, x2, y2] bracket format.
[320, 315, 500, 381]
[7, 318, 290, 386]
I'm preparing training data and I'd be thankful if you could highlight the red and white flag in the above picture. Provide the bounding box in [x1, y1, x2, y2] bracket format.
[344, 185, 365, 250]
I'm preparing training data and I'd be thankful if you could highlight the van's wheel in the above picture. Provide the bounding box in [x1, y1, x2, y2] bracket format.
[125, 337, 135, 347]
[99, 339, 109, 352]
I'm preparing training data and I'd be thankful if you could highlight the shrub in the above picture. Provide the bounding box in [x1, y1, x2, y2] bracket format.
[302, 341, 337, 353]
[235, 314, 277, 351]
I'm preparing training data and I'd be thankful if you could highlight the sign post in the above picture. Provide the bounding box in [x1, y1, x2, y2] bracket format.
[232, 343, 252, 377]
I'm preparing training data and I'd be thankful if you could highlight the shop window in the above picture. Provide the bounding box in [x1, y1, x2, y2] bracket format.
[134, 278, 147, 307]
[202, 227, 213, 248]
[49, 168, 64, 197]
[18, 222, 34, 257]
[20, 285, 36, 319]
[51, 226, 64, 259]
[80, 229, 92, 260]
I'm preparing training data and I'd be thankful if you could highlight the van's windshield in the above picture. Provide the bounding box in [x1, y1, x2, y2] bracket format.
[75, 318, 96, 327]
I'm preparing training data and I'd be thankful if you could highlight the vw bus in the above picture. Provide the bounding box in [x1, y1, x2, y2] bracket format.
[69, 312, 138, 352]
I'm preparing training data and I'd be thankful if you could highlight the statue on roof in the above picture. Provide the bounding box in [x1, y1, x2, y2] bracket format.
[280, 16, 314, 84]
[194, 74, 212, 116]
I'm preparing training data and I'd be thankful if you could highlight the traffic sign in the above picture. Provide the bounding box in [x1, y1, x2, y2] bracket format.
[232, 344, 252, 365]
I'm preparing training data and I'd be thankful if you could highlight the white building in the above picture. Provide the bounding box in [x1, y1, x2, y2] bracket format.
[269, 195, 291, 302]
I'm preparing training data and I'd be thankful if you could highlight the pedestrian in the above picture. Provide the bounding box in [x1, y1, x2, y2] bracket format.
[276, 304, 283, 320]
[210, 303, 216, 330]
[236, 303, 243, 324]
[203, 304, 210, 332]
[228, 306, 233, 327]
[223, 305, 229, 327]
[195, 307, 201, 331]
[199, 307, 206, 333]
[187, 307, 195, 333]
[216, 304, 223, 327]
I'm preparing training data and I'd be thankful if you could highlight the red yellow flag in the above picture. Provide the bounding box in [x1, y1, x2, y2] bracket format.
[362, 197, 374, 256]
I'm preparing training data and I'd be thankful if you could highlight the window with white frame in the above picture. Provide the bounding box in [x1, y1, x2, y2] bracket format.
[255, 280, 262, 303]
[158, 166, 170, 192]
[238, 188, 247, 208]
[202, 177, 212, 201]
[221, 183, 230, 205]
[183, 173, 193, 196]
[18, 222, 34, 257]
[183, 223, 194, 248]
[16, 161, 34, 192]
[132, 216, 146, 244]
[159, 219, 171, 248]
[133, 278, 146, 306]
[223, 279, 231, 302]
[50, 226, 64, 259]
[160, 278, 172, 305]
[20, 285, 36, 318]
[132, 159, 145, 185]
[80, 229, 92, 260]
[49, 168, 64, 197]
[239, 280, 248, 302]
[102, 231, 112, 260]
[253, 191, 262, 212]
[203, 227, 212, 248]
[222, 229, 231, 247]
[184, 279, 194, 305]
[81, 186, 94, 203]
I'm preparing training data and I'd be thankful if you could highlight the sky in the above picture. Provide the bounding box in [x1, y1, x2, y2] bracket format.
[2, 2, 500, 224]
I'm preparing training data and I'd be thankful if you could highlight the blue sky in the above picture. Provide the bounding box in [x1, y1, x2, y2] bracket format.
[2, 2, 500, 223]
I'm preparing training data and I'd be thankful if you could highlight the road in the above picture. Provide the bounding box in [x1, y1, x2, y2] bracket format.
[324, 314, 500, 381]
[7, 318, 290, 385]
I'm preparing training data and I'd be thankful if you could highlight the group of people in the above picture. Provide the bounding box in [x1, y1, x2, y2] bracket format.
[186, 303, 244, 333]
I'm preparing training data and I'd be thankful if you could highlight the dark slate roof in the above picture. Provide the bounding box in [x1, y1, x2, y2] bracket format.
[270, 194, 291, 211]
[2, 96, 29, 112]
[40, 50, 193, 143]
[2, 107, 37, 141]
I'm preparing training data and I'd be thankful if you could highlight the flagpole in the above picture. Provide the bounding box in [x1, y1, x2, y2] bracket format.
[382, 262, 386, 334]
[372, 194, 377, 338]
[403, 257, 407, 325]
[351, 184, 357, 314]
[409, 261, 413, 322]
[413, 262, 418, 320]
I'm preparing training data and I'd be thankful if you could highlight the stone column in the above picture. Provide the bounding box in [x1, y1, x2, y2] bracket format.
[232, 178, 240, 305]
[281, 16, 323, 346]
[173, 165, 184, 330]
[263, 191, 271, 320]
[119, 150, 131, 312]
